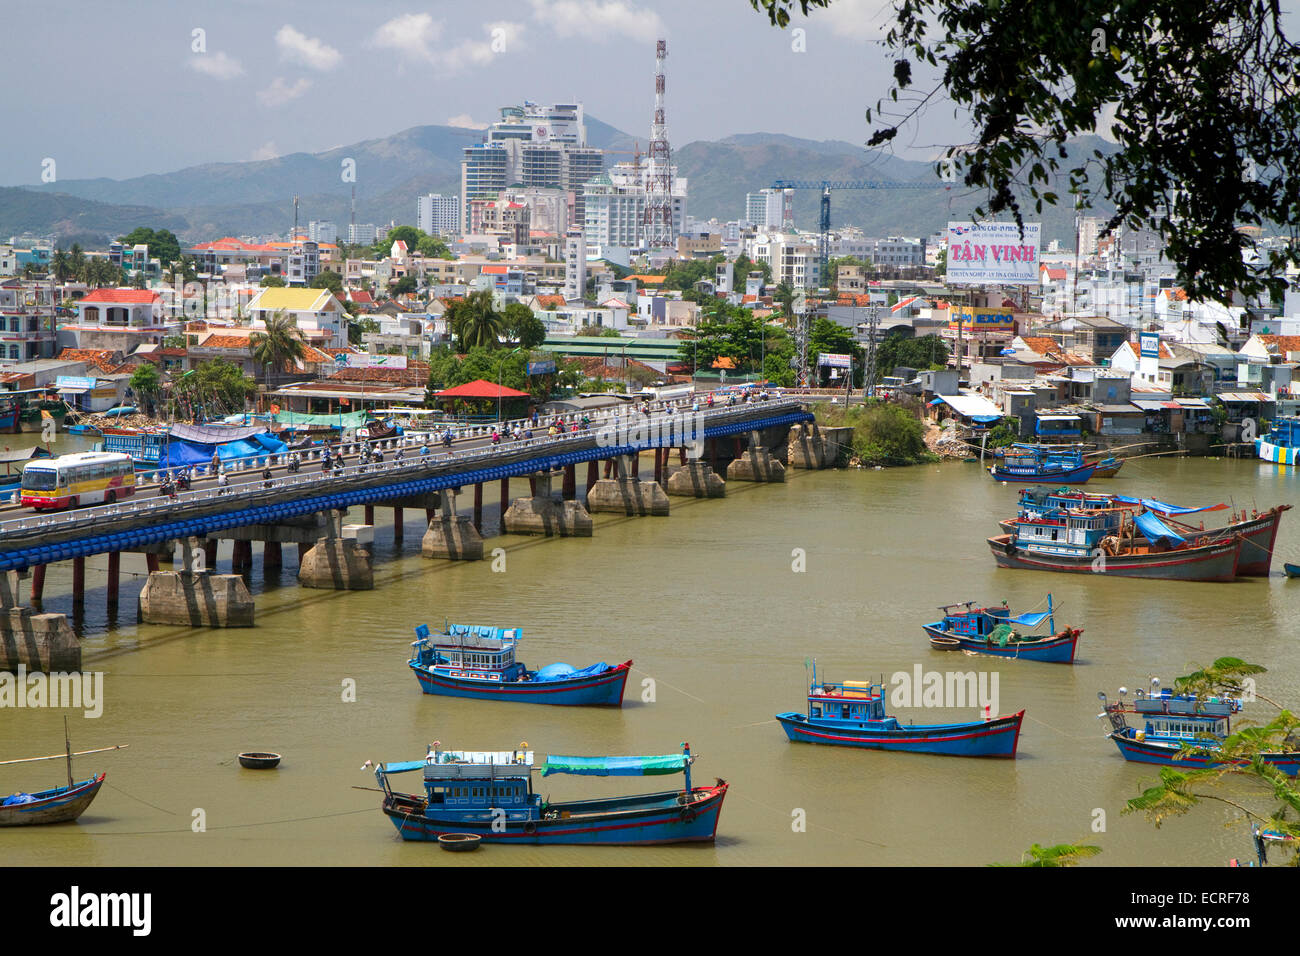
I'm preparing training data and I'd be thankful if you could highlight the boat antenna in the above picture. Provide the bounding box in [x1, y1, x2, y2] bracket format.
[64, 716, 73, 789]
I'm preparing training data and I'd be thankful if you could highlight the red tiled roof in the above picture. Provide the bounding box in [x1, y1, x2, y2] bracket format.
[1042, 267, 1068, 280]
[1019, 337, 1057, 355]
[535, 295, 565, 308]
[80, 289, 160, 304]
[481, 265, 508, 275]
[201, 334, 254, 350]
[1257, 334, 1300, 353]
[58, 348, 119, 372]
[1122, 340, 1176, 360]
[349, 290, 375, 305]
[435, 378, 529, 399]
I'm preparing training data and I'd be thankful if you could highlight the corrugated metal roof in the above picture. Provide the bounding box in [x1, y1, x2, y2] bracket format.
[1217, 392, 1272, 402]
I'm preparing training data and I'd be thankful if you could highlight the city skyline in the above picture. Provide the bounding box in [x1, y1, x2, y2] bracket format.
[0, 0, 966, 187]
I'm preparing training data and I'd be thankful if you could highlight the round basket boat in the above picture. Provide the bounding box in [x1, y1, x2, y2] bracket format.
[929, 636, 962, 651]
[238, 752, 282, 769]
[438, 833, 482, 852]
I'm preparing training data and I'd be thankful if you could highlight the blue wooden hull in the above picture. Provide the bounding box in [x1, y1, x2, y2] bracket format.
[382, 784, 727, 845]
[0, 773, 105, 826]
[1285, 563, 1300, 578]
[1109, 733, 1300, 776]
[922, 623, 1080, 663]
[990, 462, 1096, 484]
[776, 711, 1024, 757]
[409, 660, 631, 706]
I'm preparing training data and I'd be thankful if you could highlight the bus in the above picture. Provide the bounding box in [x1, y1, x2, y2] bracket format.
[20, 452, 137, 510]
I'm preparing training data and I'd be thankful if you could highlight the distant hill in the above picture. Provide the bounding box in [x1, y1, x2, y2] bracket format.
[2, 121, 1117, 248]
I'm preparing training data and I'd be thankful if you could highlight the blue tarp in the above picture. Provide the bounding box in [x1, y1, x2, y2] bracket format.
[533, 662, 610, 683]
[1133, 510, 1187, 546]
[156, 433, 288, 469]
[2, 792, 35, 805]
[1114, 495, 1226, 516]
[1009, 611, 1052, 628]
[378, 760, 425, 775]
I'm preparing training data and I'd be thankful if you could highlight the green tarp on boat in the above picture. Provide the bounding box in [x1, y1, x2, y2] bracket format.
[540, 754, 687, 777]
[273, 410, 368, 428]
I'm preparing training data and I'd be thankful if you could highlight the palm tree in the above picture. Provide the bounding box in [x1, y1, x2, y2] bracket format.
[774, 281, 797, 329]
[249, 309, 307, 387]
[992, 843, 1102, 867]
[51, 249, 72, 283]
[451, 289, 503, 349]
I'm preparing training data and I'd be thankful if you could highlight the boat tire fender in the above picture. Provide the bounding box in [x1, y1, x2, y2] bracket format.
[524, 821, 537, 835]
[680, 806, 697, 823]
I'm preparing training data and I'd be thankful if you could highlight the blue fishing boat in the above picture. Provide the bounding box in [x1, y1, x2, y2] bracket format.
[1255, 416, 1300, 465]
[372, 743, 727, 845]
[990, 443, 1096, 484]
[923, 595, 1081, 663]
[775, 674, 1024, 757]
[0, 723, 126, 826]
[1098, 680, 1300, 776]
[408, 623, 632, 706]
[1285, 563, 1299, 578]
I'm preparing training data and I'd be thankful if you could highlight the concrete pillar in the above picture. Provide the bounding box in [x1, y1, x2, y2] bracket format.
[138, 571, 255, 627]
[146, 553, 160, 573]
[632, 452, 640, 478]
[297, 542, 310, 564]
[726, 445, 787, 482]
[392, 507, 404, 543]
[604, 459, 613, 478]
[264, 541, 282, 570]
[585, 475, 670, 515]
[709, 438, 718, 472]
[106, 552, 121, 607]
[473, 482, 483, 532]
[426, 507, 438, 523]
[30, 564, 45, 604]
[586, 460, 599, 492]
[1, 569, 80, 670]
[563, 464, 576, 501]
[423, 487, 484, 561]
[364, 504, 375, 526]
[232, 540, 253, 572]
[504, 471, 592, 536]
[204, 540, 218, 569]
[679, 447, 687, 465]
[72, 557, 85, 604]
[667, 460, 727, 498]
[298, 534, 374, 590]
[654, 448, 663, 484]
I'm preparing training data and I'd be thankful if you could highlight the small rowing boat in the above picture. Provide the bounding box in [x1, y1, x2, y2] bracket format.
[922, 594, 1081, 663]
[0, 721, 126, 826]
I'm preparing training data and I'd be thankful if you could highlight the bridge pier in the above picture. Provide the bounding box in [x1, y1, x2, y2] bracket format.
[563, 464, 576, 501]
[0, 570, 80, 672]
[138, 539, 255, 628]
[392, 507, 404, 543]
[504, 471, 592, 537]
[666, 459, 726, 498]
[422, 488, 483, 561]
[106, 552, 121, 608]
[585, 455, 669, 516]
[30, 564, 45, 604]
[264, 541, 282, 570]
[587, 460, 599, 491]
[726, 431, 786, 482]
[298, 514, 374, 590]
[499, 479, 509, 533]
[473, 482, 483, 533]
[72, 556, 85, 605]
[787, 422, 853, 469]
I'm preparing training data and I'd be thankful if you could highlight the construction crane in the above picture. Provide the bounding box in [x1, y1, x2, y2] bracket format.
[769, 179, 948, 279]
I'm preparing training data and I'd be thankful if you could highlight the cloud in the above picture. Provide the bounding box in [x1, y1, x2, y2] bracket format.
[257, 77, 312, 108]
[370, 13, 442, 63]
[530, 0, 664, 42]
[189, 51, 244, 80]
[252, 142, 281, 161]
[275, 25, 341, 70]
[442, 21, 524, 71]
[447, 114, 488, 130]
[816, 0, 889, 40]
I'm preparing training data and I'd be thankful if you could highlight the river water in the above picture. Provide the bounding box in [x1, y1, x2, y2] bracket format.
[2, 437, 1297, 867]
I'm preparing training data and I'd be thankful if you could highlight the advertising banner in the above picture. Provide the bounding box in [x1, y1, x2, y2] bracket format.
[946, 222, 1041, 285]
[949, 306, 1016, 331]
[342, 353, 407, 370]
[818, 353, 852, 369]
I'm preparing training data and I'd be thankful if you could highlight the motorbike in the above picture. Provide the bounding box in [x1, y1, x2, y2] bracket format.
[287, 455, 301, 474]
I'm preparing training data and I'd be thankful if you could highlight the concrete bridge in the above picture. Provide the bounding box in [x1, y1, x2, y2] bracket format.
[0, 398, 858, 672]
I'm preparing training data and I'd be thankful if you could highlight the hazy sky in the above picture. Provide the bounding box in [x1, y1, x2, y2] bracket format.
[2, 0, 961, 185]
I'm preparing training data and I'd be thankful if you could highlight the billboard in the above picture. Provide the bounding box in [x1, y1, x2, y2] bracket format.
[818, 353, 852, 369]
[527, 360, 557, 376]
[1139, 332, 1161, 358]
[949, 306, 1015, 331]
[946, 222, 1041, 285]
[341, 353, 407, 370]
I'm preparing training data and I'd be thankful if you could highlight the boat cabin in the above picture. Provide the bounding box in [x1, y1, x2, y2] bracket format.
[1103, 688, 1240, 739]
[1014, 510, 1112, 554]
[808, 681, 887, 721]
[419, 750, 538, 814]
[412, 624, 525, 682]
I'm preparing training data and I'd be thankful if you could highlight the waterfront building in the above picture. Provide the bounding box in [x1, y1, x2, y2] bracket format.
[416, 194, 461, 237]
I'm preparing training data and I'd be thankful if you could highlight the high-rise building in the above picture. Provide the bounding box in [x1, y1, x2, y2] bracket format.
[461, 102, 604, 230]
[348, 223, 378, 245]
[564, 228, 587, 302]
[307, 220, 337, 244]
[745, 189, 785, 230]
[416, 194, 461, 236]
[583, 162, 687, 249]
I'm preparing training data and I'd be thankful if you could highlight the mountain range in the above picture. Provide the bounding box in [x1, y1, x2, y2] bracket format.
[4, 117, 1113, 250]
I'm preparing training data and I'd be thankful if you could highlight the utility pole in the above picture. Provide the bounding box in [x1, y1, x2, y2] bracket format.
[864, 305, 880, 404]
[794, 290, 809, 387]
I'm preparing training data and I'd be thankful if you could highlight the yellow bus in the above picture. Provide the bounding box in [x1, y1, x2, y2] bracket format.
[20, 452, 137, 510]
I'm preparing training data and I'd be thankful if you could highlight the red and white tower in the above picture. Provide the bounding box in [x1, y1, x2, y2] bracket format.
[643, 38, 674, 250]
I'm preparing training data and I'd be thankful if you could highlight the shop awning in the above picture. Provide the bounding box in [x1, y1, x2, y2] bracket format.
[929, 393, 1002, 418]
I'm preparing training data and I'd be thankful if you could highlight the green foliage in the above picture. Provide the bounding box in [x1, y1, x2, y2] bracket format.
[501, 302, 547, 349]
[349, 316, 379, 347]
[172, 359, 258, 416]
[824, 257, 871, 287]
[982, 417, 1022, 449]
[662, 255, 723, 292]
[446, 289, 502, 349]
[310, 269, 343, 294]
[691, 304, 786, 378]
[576, 324, 623, 338]
[371, 225, 451, 260]
[757, 0, 1300, 302]
[875, 332, 949, 376]
[128, 363, 161, 414]
[991, 843, 1102, 868]
[249, 310, 306, 383]
[118, 227, 181, 266]
[816, 402, 934, 466]
[426, 344, 559, 405]
[260, 274, 286, 288]
[732, 253, 771, 287]
[389, 275, 418, 297]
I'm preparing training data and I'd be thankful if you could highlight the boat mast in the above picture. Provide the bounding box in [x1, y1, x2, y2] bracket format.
[64, 716, 73, 789]
[1047, 593, 1055, 634]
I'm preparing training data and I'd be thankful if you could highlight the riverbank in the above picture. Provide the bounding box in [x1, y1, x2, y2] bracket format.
[813, 401, 938, 467]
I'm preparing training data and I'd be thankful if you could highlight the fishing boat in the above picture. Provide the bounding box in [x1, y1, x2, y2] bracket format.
[1285, 563, 1300, 578]
[1255, 416, 1300, 465]
[989, 444, 1096, 484]
[996, 489, 1289, 577]
[989, 503, 1244, 581]
[922, 595, 1081, 663]
[775, 673, 1024, 757]
[372, 742, 727, 845]
[1086, 455, 1124, 478]
[1098, 680, 1300, 776]
[408, 623, 632, 706]
[0, 722, 126, 826]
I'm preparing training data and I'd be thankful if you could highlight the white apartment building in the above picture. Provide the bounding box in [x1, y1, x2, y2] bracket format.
[745, 189, 786, 230]
[307, 220, 337, 244]
[348, 223, 378, 245]
[564, 228, 587, 302]
[416, 194, 461, 237]
[747, 233, 820, 290]
[583, 162, 687, 249]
